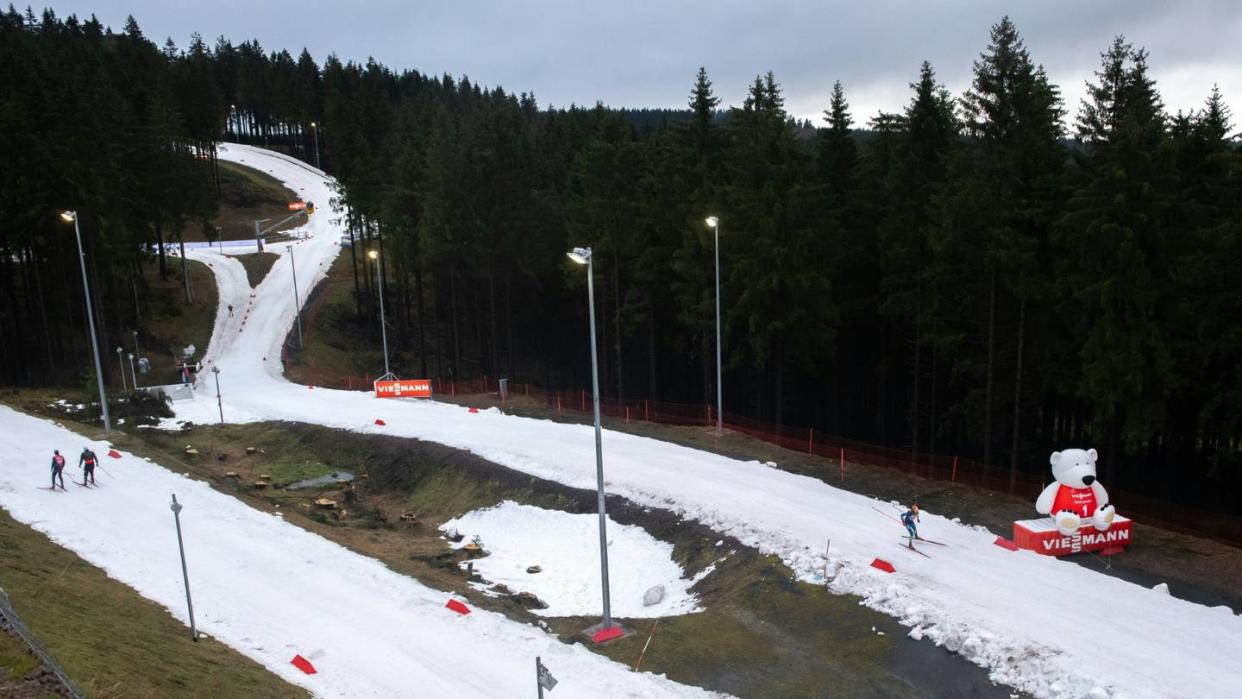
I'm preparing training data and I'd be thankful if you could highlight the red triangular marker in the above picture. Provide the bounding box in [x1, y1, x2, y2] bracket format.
[374, 419, 386, 426]
[591, 626, 625, 643]
[107, 449, 121, 459]
[994, 536, 1019, 551]
[445, 599, 471, 615]
[291, 654, 317, 674]
[870, 558, 895, 573]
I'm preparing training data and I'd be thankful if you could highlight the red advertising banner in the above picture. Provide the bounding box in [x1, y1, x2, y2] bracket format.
[374, 379, 432, 399]
[1013, 516, 1132, 556]
[288, 201, 308, 210]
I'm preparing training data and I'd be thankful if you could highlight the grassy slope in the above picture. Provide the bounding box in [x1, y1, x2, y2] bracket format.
[0, 508, 305, 698]
[198, 161, 304, 243]
[139, 258, 216, 387]
[283, 255, 392, 385]
[235, 252, 280, 289]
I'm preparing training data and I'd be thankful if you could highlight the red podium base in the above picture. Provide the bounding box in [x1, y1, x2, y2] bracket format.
[1013, 515, 1132, 556]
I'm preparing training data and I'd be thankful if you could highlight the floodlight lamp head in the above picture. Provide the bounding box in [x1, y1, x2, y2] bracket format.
[705, 216, 719, 228]
[566, 247, 591, 265]
[60, 210, 76, 222]
[368, 249, 378, 260]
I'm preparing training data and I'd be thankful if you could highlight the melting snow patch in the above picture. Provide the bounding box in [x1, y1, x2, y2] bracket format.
[442, 501, 704, 618]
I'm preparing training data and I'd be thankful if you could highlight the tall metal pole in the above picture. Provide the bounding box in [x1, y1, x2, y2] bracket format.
[211, 367, 224, 424]
[288, 245, 303, 348]
[70, 213, 111, 434]
[116, 348, 127, 391]
[132, 330, 140, 362]
[585, 253, 613, 629]
[312, 124, 321, 170]
[714, 221, 723, 436]
[128, 353, 138, 389]
[374, 252, 391, 376]
[169, 494, 198, 641]
[536, 657, 544, 699]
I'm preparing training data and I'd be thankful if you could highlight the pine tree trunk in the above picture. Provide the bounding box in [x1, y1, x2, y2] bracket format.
[348, 222, 361, 319]
[178, 231, 192, 304]
[1009, 297, 1027, 494]
[911, 320, 921, 467]
[984, 269, 997, 466]
[488, 271, 499, 378]
[415, 261, 428, 378]
[647, 298, 657, 400]
[155, 218, 168, 279]
[612, 262, 623, 400]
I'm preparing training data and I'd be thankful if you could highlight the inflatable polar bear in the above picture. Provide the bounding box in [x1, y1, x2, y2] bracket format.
[1035, 448, 1117, 536]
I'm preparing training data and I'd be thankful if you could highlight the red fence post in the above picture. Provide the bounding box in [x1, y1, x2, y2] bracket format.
[626, 406, 630, 425]
[809, 428, 814, 455]
[557, 395, 562, 414]
[951, 455, 958, 483]
[645, 400, 649, 421]
[581, 390, 585, 411]
[839, 447, 845, 482]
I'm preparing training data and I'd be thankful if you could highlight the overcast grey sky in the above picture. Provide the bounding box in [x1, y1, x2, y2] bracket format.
[42, 1, 1242, 126]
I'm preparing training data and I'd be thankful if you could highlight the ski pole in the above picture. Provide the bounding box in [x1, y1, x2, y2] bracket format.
[96, 464, 114, 479]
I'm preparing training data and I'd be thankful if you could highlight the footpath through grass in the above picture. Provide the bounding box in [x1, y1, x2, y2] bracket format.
[0, 508, 304, 698]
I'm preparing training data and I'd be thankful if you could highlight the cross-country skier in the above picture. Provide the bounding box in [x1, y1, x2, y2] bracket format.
[79, 447, 98, 485]
[227, 304, 234, 317]
[900, 503, 921, 547]
[50, 450, 66, 490]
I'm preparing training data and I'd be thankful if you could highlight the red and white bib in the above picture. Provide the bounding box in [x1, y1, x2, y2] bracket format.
[1050, 485, 1097, 518]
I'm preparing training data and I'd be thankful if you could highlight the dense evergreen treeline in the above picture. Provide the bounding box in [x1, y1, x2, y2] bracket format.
[0, 8, 224, 389]
[2, 10, 1239, 512]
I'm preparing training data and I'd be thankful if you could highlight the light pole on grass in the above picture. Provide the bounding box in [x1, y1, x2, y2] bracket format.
[309, 121, 321, 170]
[368, 249, 391, 377]
[115, 347, 127, 391]
[62, 211, 111, 434]
[169, 494, 198, 641]
[128, 353, 138, 389]
[287, 245, 304, 349]
[211, 366, 223, 424]
[566, 246, 618, 637]
[705, 215, 724, 437]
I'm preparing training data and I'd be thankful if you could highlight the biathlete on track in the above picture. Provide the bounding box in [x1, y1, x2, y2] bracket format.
[50, 450, 66, 490]
[79, 446, 98, 485]
[900, 503, 921, 548]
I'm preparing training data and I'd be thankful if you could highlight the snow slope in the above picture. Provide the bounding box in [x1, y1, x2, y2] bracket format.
[0, 406, 715, 698]
[443, 501, 706, 618]
[167, 144, 1242, 698]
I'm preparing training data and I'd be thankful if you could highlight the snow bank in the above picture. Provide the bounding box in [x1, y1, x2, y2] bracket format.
[443, 501, 706, 618]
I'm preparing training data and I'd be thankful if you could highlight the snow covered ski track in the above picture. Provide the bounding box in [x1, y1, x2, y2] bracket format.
[0, 407, 713, 697]
[164, 144, 1242, 699]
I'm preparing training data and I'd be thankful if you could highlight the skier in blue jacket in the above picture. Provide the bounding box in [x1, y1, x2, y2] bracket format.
[50, 450, 66, 490]
[900, 503, 921, 547]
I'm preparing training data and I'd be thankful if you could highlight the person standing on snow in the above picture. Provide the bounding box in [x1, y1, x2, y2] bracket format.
[50, 450, 66, 490]
[227, 304, 234, 317]
[900, 503, 921, 547]
[79, 447, 98, 485]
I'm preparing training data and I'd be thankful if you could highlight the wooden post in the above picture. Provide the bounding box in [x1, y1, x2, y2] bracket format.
[626, 406, 630, 425]
[645, 400, 649, 422]
[809, 428, 814, 455]
[839, 447, 845, 482]
[951, 455, 959, 482]
[581, 390, 585, 411]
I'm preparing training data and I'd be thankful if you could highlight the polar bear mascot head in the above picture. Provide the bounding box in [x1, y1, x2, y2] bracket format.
[1035, 448, 1116, 536]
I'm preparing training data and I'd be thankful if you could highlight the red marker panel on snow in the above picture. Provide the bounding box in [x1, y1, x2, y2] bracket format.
[291, 654, 317, 674]
[445, 599, 471, 615]
[870, 558, 895, 573]
[994, 536, 1019, 551]
[374, 419, 386, 426]
[107, 449, 121, 459]
[591, 626, 626, 643]
[468, 407, 480, 414]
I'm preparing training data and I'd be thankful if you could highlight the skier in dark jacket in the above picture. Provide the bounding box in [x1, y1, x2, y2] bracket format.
[50, 450, 66, 490]
[900, 503, 921, 547]
[79, 447, 98, 485]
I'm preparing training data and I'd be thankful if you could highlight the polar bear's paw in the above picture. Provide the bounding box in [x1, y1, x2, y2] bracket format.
[1092, 504, 1115, 531]
[1055, 510, 1082, 536]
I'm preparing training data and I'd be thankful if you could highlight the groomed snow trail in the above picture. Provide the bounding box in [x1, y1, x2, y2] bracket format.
[0, 407, 716, 697]
[170, 144, 1242, 699]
